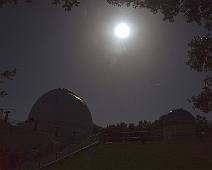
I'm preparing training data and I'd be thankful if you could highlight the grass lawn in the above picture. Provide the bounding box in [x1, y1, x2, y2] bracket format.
[45, 140, 212, 170]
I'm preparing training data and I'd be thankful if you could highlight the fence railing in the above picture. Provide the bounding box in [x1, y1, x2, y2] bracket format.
[13, 135, 99, 170]
[38, 140, 99, 170]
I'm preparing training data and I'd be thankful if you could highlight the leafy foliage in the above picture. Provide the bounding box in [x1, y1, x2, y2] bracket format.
[187, 34, 212, 72]
[0, 69, 16, 80]
[0, 0, 80, 11]
[189, 77, 212, 113]
[195, 114, 209, 132]
[107, 0, 212, 30]
[186, 34, 212, 113]
[0, 69, 16, 110]
[106, 120, 159, 131]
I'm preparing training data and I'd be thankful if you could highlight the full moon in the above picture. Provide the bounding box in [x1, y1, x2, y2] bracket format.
[114, 23, 130, 39]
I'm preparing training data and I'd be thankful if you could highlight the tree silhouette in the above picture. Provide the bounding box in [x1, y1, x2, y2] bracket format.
[0, 69, 16, 114]
[189, 76, 212, 113]
[128, 123, 135, 129]
[3, 0, 211, 28]
[195, 114, 209, 132]
[107, 0, 212, 30]
[0, 0, 80, 11]
[187, 34, 212, 72]
[186, 35, 212, 113]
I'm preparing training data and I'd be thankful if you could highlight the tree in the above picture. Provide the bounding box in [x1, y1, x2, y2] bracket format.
[107, 0, 212, 30]
[189, 76, 212, 113]
[116, 122, 128, 129]
[2, 0, 211, 29]
[138, 120, 144, 129]
[0, 0, 80, 11]
[0, 69, 16, 117]
[108, 0, 212, 113]
[195, 114, 209, 130]
[0, 69, 16, 97]
[128, 123, 135, 129]
[138, 120, 152, 129]
[187, 35, 212, 113]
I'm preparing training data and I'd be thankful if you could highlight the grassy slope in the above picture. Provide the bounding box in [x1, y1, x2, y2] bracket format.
[45, 140, 212, 170]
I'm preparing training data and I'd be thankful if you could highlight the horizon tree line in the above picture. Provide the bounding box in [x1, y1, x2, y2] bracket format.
[104, 114, 212, 136]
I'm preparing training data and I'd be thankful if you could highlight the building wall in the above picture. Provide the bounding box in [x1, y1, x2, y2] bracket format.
[0, 126, 50, 153]
[163, 124, 196, 141]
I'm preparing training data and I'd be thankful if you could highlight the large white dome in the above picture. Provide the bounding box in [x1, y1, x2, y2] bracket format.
[28, 88, 93, 138]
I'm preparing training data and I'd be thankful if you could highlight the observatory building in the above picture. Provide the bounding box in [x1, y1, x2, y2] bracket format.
[163, 109, 196, 141]
[0, 88, 94, 168]
[28, 88, 93, 142]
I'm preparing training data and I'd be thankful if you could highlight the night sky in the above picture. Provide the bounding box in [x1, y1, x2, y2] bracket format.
[0, 0, 209, 126]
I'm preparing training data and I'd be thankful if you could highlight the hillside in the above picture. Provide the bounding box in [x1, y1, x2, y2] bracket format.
[44, 140, 212, 170]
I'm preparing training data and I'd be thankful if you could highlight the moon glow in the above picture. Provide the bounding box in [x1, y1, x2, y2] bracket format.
[114, 23, 130, 39]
